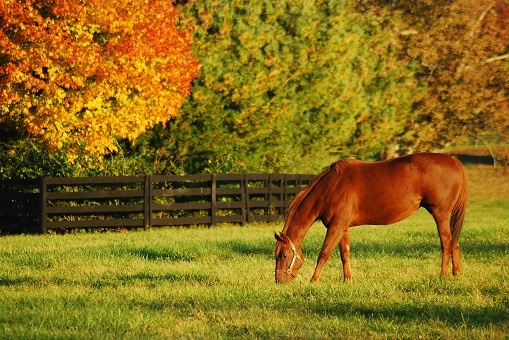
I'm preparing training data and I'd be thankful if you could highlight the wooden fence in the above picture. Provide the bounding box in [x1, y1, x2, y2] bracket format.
[0, 174, 315, 233]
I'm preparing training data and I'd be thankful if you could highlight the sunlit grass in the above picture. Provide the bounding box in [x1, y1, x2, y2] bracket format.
[0, 165, 508, 338]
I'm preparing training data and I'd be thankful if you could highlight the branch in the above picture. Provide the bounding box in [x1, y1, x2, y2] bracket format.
[468, 133, 497, 169]
[455, 1, 497, 80]
[468, 1, 496, 40]
[283, 60, 309, 85]
[485, 54, 509, 63]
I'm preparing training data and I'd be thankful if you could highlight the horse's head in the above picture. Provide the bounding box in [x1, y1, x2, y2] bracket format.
[274, 232, 303, 283]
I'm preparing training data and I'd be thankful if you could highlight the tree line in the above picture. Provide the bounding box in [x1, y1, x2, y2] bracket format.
[1, 0, 508, 178]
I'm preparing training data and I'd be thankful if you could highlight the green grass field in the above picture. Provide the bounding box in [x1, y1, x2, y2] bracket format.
[1, 165, 508, 339]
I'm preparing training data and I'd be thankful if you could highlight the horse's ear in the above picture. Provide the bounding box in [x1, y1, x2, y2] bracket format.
[274, 232, 289, 243]
[274, 232, 283, 242]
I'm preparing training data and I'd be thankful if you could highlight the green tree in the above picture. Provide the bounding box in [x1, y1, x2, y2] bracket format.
[162, 0, 423, 174]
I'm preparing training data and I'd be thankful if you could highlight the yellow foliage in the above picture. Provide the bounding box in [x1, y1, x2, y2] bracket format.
[0, 0, 200, 161]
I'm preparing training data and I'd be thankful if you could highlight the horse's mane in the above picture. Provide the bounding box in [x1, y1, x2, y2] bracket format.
[330, 158, 357, 173]
[283, 158, 357, 232]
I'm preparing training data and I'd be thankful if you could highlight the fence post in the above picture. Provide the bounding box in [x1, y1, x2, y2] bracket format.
[244, 174, 252, 223]
[268, 174, 273, 222]
[283, 175, 288, 212]
[211, 174, 217, 226]
[39, 178, 47, 234]
[144, 175, 151, 230]
[240, 176, 246, 225]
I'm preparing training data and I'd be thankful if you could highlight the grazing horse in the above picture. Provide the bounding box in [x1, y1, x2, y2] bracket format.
[274, 153, 468, 283]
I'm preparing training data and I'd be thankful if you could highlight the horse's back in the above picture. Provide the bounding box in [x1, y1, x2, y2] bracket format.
[344, 153, 462, 187]
[390, 153, 464, 189]
[338, 153, 466, 226]
[380, 152, 461, 170]
[373, 153, 464, 183]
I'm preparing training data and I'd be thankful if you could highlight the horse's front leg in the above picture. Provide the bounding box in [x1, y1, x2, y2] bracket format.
[339, 229, 352, 281]
[311, 223, 348, 283]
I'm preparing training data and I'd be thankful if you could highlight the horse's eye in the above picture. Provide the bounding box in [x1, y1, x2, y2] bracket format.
[283, 254, 288, 258]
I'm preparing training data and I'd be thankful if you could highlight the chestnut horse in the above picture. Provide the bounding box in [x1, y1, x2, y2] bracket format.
[274, 153, 468, 283]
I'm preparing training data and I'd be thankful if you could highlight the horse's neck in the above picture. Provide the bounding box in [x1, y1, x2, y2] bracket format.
[283, 166, 337, 247]
[283, 207, 318, 247]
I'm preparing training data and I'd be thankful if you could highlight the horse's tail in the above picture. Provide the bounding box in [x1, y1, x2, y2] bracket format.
[450, 165, 468, 245]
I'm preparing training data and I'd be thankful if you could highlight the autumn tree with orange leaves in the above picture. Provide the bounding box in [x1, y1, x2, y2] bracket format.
[0, 0, 200, 163]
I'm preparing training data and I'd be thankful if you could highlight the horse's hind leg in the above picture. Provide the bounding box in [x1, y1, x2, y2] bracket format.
[339, 229, 352, 282]
[451, 241, 461, 276]
[432, 211, 459, 277]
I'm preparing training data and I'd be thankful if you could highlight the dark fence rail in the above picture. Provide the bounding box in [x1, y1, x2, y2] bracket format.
[0, 174, 315, 233]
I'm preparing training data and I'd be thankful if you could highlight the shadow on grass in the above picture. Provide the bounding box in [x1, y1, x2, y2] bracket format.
[308, 300, 508, 328]
[0, 271, 219, 289]
[221, 240, 273, 258]
[216, 231, 508, 263]
[89, 272, 219, 289]
[109, 241, 274, 262]
[0, 276, 35, 287]
[348, 240, 438, 259]
[0, 271, 218, 288]
[340, 238, 507, 260]
[461, 240, 509, 258]
[102, 245, 200, 262]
